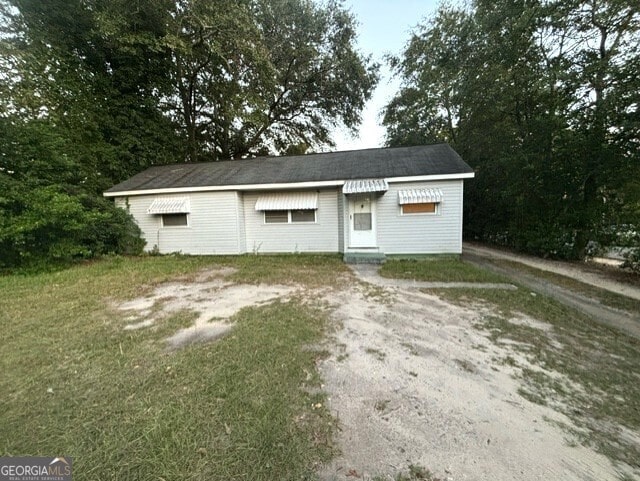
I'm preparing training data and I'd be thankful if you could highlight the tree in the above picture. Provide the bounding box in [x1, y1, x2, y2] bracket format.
[167, 0, 379, 161]
[384, 0, 640, 259]
[0, 0, 378, 267]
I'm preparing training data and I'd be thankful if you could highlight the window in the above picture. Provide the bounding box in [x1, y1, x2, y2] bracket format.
[291, 209, 315, 223]
[264, 209, 316, 224]
[162, 213, 188, 226]
[401, 202, 438, 215]
[264, 210, 289, 224]
[353, 213, 372, 230]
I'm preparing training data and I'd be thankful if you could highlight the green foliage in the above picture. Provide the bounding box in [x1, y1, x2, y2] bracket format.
[384, 0, 640, 260]
[0, 0, 377, 267]
[623, 247, 640, 274]
[168, 0, 379, 161]
[0, 177, 144, 269]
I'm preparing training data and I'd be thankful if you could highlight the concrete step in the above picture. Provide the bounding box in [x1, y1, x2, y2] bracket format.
[343, 252, 387, 264]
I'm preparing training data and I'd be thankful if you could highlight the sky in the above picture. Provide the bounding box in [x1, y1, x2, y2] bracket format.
[332, 0, 440, 151]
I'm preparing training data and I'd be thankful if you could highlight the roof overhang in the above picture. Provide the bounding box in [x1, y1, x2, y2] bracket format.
[398, 188, 444, 204]
[104, 173, 474, 198]
[147, 197, 190, 214]
[342, 179, 388, 194]
[255, 192, 319, 211]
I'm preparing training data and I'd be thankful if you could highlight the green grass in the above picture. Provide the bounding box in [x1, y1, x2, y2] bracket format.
[220, 253, 350, 288]
[379, 258, 508, 283]
[428, 286, 640, 471]
[0, 255, 344, 480]
[491, 259, 640, 313]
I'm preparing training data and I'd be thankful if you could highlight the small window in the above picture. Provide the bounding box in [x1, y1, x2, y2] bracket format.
[265, 210, 289, 223]
[291, 209, 315, 223]
[162, 213, 188, 226]
[353, 212, 372, 230]
[402, 202, 438, 215]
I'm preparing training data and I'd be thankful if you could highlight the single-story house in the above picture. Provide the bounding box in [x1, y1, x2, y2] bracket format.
[104, 144, 474, 261]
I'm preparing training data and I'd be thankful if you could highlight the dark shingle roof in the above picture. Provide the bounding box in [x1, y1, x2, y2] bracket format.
[105, 144, 472, 194]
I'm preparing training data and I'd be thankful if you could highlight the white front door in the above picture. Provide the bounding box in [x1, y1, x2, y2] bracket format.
[348, 194, 377, 248]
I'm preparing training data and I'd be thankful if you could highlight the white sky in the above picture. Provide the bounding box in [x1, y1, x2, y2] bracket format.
[332, 0, 439, 151]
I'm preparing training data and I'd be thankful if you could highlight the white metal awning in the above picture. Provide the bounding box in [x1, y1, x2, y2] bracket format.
[255, 192, 319, 211]
[342, 179, 389, 194]
[398, 188, 444, 204]
[147, 197, 190, 214]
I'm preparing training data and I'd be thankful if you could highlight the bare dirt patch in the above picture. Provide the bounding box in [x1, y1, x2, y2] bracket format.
[318, 274, 632, 481]
[115, 267, 297, 348]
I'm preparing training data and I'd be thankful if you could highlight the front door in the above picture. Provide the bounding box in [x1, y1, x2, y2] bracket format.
[348, 194, 377, 248]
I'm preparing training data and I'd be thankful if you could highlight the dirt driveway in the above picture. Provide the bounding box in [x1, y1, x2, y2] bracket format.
[464, 243, 640, 301]
[318, 265, 635, 481]
[463, 244, 640, 339]
[113, 261, 637, 481]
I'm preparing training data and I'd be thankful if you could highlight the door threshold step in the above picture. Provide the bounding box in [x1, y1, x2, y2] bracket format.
[343, 252, 387, 264]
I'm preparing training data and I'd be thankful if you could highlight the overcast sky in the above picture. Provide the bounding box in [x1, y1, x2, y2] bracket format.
[332, 0, 439, 151]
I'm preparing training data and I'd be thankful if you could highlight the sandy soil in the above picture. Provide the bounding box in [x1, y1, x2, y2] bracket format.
[464, 243, 640, 301]
[112, 264, 635, 480]
[318, 268, 631, 481]
[115, 267, 296, 348]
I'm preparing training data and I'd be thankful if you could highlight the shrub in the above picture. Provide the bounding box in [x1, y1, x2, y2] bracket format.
[623, 247, 640, 274]
[0, 180, 144, 269]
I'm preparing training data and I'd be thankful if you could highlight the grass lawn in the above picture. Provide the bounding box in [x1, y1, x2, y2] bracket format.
[0, 255, 348, 480]
[379, 258, 508, 283]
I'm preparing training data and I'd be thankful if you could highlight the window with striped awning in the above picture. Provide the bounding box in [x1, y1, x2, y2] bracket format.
[147, 197, 190, 214]
[254, 192, 318, 211]
[397, 188, 443, 204]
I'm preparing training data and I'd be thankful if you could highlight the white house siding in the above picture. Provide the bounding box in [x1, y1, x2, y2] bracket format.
[235, 192, 247, 254]
[337, 192, 345, 253]
[243, 189, 340, 253]
[115, 192, 241, 254]
[376, 180, 464, 254]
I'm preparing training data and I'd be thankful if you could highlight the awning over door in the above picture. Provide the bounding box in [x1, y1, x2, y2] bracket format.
[342, 179, 389, 194]
[147, 197, 190, 214]
[397, 188, 443, 204]
[254, 192, 319, 211]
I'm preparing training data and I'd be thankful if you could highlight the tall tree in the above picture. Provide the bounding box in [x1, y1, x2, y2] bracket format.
[384, 0, 640, 259]
[167, 0, 379, 161]
[1, 0, 182, 192]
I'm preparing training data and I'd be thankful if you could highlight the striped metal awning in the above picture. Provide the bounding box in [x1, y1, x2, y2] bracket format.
[147, 197, 190, 214]
[398, 188, 443, 204]
[255, 192, 319, 211]
[342, 179, 389, 194]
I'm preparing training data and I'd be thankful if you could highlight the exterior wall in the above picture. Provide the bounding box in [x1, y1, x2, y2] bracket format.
[235, 192, 247, 254]
[115, 192, 241, 254]
[337, 192, 345, 253]
[115, 179, 466, 257]
[375, 180, 464, 254]
[243, 189, 340, 253]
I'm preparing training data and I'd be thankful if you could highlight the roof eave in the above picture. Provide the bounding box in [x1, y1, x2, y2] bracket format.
[103, 172, 474, 198]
